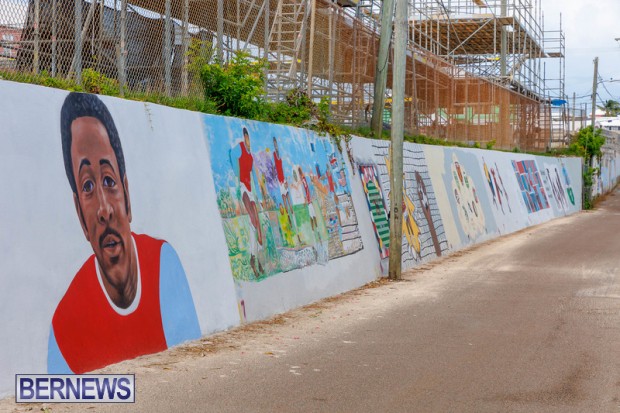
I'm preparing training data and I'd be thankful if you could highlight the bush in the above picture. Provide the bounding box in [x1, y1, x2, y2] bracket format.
[267, 88, 314, 125]
[200, 51, 269, 119]
[81, 68, 119, 95]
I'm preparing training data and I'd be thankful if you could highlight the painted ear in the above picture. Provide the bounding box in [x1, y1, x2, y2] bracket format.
[123, 176, 132, 223]
[73, 193, 90, 242]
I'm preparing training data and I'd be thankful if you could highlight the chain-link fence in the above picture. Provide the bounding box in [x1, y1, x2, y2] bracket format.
[0, 0, 561, 151]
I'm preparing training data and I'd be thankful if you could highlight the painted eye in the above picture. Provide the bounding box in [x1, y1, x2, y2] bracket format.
[82, 180, 94, 193]
[103, 176, 116, 188]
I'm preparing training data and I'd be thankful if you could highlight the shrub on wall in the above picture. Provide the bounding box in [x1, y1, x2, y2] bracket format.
[200, 51, 269, 119]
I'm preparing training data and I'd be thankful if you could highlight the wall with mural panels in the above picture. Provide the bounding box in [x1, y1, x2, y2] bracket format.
[0, 81, 242, 395]
[0, 78, 597, 397]
[593, 131, 620, 197]
[202, 116, 380, 322]
[351, 139, 583, 265]
[352, 138, 450, 271]
[0, 80, 384, 396]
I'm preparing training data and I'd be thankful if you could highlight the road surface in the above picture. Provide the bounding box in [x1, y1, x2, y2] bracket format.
[5, 191, 620, 412]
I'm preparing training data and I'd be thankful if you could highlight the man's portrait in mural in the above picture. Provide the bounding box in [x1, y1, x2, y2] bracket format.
[48, 92, 201, 374]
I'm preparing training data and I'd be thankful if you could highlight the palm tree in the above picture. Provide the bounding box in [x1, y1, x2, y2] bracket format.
[598, 99, 620, 116]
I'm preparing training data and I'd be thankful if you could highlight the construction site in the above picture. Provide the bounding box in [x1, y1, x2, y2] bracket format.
[0, 0, 567, 151]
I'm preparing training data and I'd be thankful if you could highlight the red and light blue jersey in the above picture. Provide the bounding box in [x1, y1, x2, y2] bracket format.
[48, 233, 201, 374]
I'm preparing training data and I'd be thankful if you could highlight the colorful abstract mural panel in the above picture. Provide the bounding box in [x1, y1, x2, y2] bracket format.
[512, 160, 550, 213]
[450, 153, 486, 240]
[482, 157, 512, 215]
[542, 162, 573, 213]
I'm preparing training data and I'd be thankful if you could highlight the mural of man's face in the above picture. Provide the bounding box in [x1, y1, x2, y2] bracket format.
[70, 117, 135, 304]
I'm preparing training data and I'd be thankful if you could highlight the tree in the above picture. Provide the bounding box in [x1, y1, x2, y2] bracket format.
[570, 126, 605, 166]
[597, 99, 620, 116]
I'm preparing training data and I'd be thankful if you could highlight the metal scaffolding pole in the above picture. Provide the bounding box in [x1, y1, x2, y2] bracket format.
[217, 0, 224, 61]
[34, 0, 40, 74]
[164, 0, 172, 96]
[118, 0, 127, 95]
[74, 0, 83, 84]
[307, 0, 316, 96]
[500, 0, 507, 78]
[182, 0, 189, 96]
[51, 0, 57, 76]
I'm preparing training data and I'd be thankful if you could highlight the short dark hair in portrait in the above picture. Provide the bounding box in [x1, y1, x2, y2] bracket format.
[60, 92, 126, 195]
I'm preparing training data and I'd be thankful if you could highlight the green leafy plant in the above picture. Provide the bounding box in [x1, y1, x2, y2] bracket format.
[568, 126, 605, 166]
[81, 68, 120, 95]
[566, 126, 605, 209]
[200, 50, 269, 119]
[309, 97, 351, 148]
[186, 38, 215, 93]
[267, 88, 315, 125]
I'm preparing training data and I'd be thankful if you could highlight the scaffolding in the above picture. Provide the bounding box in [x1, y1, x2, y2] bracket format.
[0, 0, 565, 151]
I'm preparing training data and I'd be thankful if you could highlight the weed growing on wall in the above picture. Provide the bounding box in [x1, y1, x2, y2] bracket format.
[81, 69, 120, 95]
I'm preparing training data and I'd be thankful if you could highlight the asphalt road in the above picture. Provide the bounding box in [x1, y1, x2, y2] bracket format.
[6, 190, 620, 413]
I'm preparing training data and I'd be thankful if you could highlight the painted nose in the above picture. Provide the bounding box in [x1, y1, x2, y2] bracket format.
[96, 186, 113, 224]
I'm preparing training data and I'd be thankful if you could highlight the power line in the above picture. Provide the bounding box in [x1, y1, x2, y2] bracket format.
[597, 74, 617, 101]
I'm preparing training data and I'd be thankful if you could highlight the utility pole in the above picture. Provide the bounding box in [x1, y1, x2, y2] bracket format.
[388, 0, 407, 281]
[572, 91, 576, 134]
[370, 0, 396, 137]
[591, 57, 598, 130]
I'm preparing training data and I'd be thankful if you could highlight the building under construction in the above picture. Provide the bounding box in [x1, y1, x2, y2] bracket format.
[0, 0, 566, 150]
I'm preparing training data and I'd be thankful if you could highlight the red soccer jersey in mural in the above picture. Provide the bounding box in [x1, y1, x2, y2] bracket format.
[49, 233, 200, 374]
[274, 152, 285, 184]
[239, 142, 254, 191]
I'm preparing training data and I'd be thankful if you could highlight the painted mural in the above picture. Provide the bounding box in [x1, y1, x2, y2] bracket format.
[448, 152, 487, 240]
[204, 117, 363, 281]
[482, 157, 513, 215]
[542, 161, 574, 213]
[49, 93, 201, 374]
[354, 140, 448, 267]
[359, 164, 390, 259]
[512, 160, 550, 213]
[1, 79, 597, 398]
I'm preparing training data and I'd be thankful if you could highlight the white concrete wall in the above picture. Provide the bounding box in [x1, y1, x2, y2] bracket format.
[0, 82, 239, 395]
[350, 137, 583, 270]
[0, 79, 605, 397]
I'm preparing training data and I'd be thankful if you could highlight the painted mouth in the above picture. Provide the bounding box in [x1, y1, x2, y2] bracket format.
[99, 228, 123, 255]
